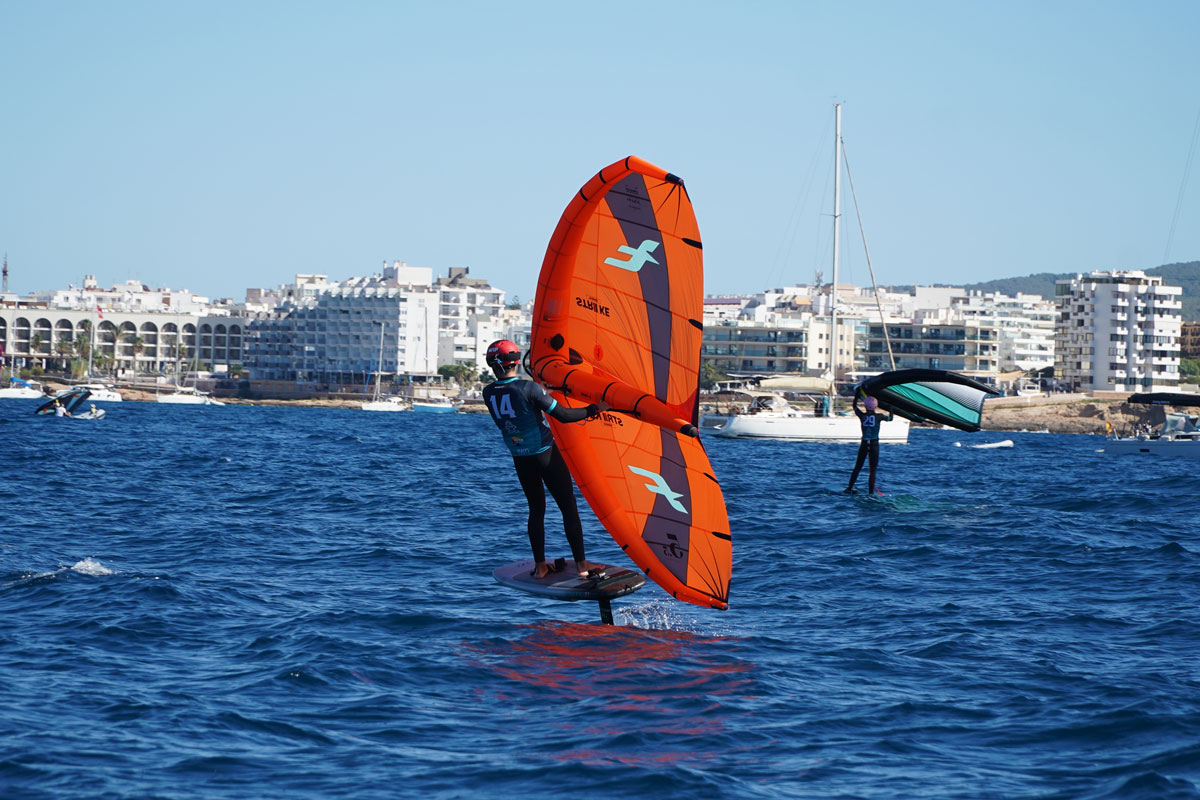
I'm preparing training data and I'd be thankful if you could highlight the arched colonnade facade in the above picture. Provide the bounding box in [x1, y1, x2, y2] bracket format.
[0, 309, 244, 375]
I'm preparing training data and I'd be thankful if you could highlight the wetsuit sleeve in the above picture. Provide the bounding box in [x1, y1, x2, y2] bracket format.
[523, 380, 598, 422]
[548, 403, 598, 423]
[853, 396, 866, 420]
[522, 381, 557, 413]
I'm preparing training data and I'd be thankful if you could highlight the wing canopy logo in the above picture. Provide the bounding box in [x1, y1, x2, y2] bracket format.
[575, 296, 611, 317]
[628, 466, 687, 513]
[604, 240, 660, 273]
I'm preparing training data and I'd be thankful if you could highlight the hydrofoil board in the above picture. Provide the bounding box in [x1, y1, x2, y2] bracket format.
[493, 558, 646, 602]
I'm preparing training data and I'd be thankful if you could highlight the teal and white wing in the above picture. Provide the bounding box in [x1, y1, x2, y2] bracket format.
[858, 369, 1000, 433]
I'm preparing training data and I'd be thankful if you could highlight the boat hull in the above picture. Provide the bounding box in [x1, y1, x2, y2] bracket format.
[362, 399, 408, 412]
[1104, 438, 1200, 457]
[0, 388, 45, 399]
[716, 412, 910, 442]
[79, 385, 123, 402]
[157, 392, 224, 406]
[411, 401, 457, 413]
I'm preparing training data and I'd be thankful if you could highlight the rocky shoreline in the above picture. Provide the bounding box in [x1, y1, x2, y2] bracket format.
[979, 394, 1152, 435]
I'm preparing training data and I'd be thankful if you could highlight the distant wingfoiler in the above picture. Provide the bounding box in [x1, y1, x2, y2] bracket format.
[857, 369, 1001, 433]
[528, 156, 732, 610]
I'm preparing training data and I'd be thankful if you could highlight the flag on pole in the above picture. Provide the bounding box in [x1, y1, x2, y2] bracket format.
[96, 305, 103, 319]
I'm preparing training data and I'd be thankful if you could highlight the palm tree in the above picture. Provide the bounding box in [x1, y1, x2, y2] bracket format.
[109, 328, 129, 377]
[55, 334, 72, 372]
[29, 334, 42, 370]
[131, 337, 145, 374]
[74, 331, 91, 361]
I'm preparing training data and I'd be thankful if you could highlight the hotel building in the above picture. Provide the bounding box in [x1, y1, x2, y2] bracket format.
[1054, 270, 1182, 391]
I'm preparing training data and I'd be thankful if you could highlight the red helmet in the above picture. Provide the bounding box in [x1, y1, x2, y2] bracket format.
[486, 339, 521, 368]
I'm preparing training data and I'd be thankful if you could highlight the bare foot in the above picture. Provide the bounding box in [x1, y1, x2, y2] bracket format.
[531, 561, 560, 579]
[574, 560, 593, 577]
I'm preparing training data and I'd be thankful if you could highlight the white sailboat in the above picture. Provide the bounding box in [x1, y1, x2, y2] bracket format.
[718, 104, 908, 442]
[79, 310, 123, 401]
[157, 335, 224, 406]
[362, 323, 409, 412]
[157, 385, 224, 405]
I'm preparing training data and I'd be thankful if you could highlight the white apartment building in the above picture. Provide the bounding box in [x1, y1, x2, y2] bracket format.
[1, 304, 245, 376]
[951, 291, 1056, 372]
[244, 263, 511, 383]
[32, 274, 216, 315]
[702, 315, 813, 375]
[434, 267, 507, 369]
[701, 282, 895, 379]
[2, 272, 245, 375]
[704, 282, 1057, 385]
[701, 309, 860, 378]
[1055, 270, 1182, 391]
[864, 308, 1000, 378]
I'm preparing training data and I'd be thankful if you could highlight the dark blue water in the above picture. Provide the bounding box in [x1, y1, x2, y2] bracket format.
[3, 403, 1199, 799]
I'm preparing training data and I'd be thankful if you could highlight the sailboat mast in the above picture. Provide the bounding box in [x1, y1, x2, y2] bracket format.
[374, 321, 385, 399]
[87, 306, 95, 378]
[830, 103, 842, 393]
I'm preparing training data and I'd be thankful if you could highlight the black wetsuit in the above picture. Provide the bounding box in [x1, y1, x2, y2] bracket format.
[483, 377, 597, 563]
[846, 396, 892, 494]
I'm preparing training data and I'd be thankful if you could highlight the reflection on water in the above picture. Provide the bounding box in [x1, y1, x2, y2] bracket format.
[461, 618, 757, 767]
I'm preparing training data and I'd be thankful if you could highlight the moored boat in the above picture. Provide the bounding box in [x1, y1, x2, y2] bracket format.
[362, 396, 409, 412]
[0, 377, 46, 399]
[156, 386, 224, 406]
[411, 398, 459, 413]
[1105, 392, 1200, 457]
[78, 383, 124, 402]
[716, 393, 910, 441]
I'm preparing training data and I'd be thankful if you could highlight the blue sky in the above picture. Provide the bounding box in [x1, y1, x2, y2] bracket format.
[2, 1, 1197, 302]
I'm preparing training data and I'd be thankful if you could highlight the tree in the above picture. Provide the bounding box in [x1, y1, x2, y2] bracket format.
[1181, 358, 1200, 380]
[700, 361, 730, 390]
[55, 334, 72, 371]
[437, 361, 478, 386]
[131, 337, 145, 373]
[74, 331, 91, 362]
[109, 328, 128, 376]
[29, 334, 43, 369]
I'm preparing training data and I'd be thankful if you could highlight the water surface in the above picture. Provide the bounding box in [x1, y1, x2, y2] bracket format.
[2, 404, 1198, 798]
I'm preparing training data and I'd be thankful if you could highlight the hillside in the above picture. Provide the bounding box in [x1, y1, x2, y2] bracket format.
[887, 260, 1200, 321]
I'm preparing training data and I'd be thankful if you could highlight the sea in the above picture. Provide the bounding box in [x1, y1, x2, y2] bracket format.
[2, 402, 1199, 800]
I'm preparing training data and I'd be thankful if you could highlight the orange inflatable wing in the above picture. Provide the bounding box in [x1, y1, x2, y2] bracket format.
[530, 156, 732, 610]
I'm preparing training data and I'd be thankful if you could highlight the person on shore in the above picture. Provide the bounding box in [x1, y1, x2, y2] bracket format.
[844, 393, 892, 495]
[482, 339, 608, 579]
